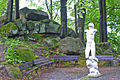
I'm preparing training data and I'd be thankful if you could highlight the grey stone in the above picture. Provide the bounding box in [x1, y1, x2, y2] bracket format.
[67, 28, 77, 38]
[5, 64, 22, 79]
[46, 22, 60, 33]
[60, 37, 85, 55]
[20, 7, 49, 22]
[26, 21, 35, 30]
[33, 23, 40, 34]
[0, 64, 4, 70]
[44, 39, 53, 46]
[15, 19, 27, 35]
[39, 24, 46, 33]
[11, 29, 18, 35]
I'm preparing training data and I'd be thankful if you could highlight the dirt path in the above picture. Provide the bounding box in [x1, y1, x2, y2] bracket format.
[0, 45, 5, 62]
[35, 66, 120, 80]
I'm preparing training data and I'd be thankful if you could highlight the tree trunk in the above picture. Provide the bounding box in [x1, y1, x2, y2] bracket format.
[6, 0, 10, 21]
[50, 0, 52, 20]
[15, 0, 19, 19]
[45, 0, 53, 20]
[7, 0, 13, 22]
[99, 0, 107, 42]
[81, 8, 86, 44]
[60, 0, 67, 38]
[103, 0, 107, 42]
[74, 3, 78, 35]
[78, 13, 86, 43]
[77, 0, 86, 43]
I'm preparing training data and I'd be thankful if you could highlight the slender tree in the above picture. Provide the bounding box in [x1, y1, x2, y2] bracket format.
[60, 0, 67, 38]
[77, 0, 86, 43]
[74, 0, 78, 35]
[6, 0, 13, 22]
[15, 0, 20, 19]
[50, 0, 52, 20]
[45, 0, 53, 20]
[9, 0, 13, 22]
[99, 0, 107, 42]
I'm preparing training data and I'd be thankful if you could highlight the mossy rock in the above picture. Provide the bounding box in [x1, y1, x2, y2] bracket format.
[96, 46, 103, 55]
[5, 64, 22, 79]
[60, 37, 84, 55]
[103, 49, 114, 55]
[0, 22, 18, 36]
[43, 37, 60, 49]
[27, 34, 44, 41]
[40, 19, 59, 25]
[96, 42, 112, 51]
[15, 48, 36, 62]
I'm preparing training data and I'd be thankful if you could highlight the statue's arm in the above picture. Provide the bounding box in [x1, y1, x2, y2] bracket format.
[94, 29, 97, 32]
[85, 30, 88, 33]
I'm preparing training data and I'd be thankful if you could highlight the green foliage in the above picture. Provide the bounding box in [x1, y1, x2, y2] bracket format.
[107, 0, 120, 51]
[4, 38, 36, 64]
[108, 32, 120, 51]
[0, 0, 7, 16]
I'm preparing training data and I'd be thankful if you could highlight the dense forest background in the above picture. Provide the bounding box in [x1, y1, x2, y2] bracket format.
[0, 0, 120, 51]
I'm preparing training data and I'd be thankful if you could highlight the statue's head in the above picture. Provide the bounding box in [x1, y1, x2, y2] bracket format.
[88, 23, 94, 29]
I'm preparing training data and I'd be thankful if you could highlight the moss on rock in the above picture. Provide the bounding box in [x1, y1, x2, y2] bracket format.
[15, 48, 36, 62]
[5, 64, 22, 79]
[0, 22, 18, 36]
[28, 34, 44, 41]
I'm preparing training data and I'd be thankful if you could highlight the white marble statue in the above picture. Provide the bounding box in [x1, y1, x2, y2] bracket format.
[85, 23, 101, 77]
[85, 23, 97, 59]
[86, 56, 101, 77]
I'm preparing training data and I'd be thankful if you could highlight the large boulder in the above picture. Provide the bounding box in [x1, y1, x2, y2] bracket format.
[0, 22, 18, 36]
[5, 64, 22, 79]
[60, 37, 85, 55]
[20, 7, 49, 22]
[96, 42, 114, 55]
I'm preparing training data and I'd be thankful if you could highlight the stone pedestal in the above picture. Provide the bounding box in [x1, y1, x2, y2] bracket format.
[86, 56, 102, 77]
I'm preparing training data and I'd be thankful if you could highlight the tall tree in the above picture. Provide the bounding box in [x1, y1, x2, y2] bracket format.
[74, 0, 78, 35]
[6, 0, 13, 22]
[50, 0, 52, 20]
[15, 0, 20, 19]
[77, 0, 86, 43]
[60, 0, 67, 38]
[99, 0, 107, 42]
[45, 0, 53, 20]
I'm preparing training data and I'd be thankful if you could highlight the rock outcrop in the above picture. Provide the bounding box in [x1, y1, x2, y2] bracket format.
[0, 19, 77, 38]
[20, 7, 49, 22]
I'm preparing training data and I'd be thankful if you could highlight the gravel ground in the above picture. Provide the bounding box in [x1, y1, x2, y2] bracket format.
[35, 66, 120, 80]
[0, 45, 5, 62]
